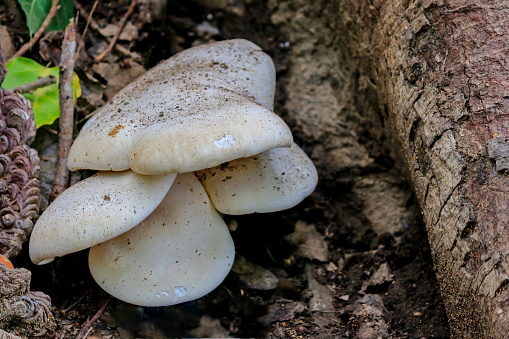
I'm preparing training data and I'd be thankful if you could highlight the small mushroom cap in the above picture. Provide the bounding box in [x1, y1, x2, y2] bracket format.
[88, 172, 235, 307]
[68, 39, 283, 173]
[29, 170, 176, 265]
[196, 143, 318, 215]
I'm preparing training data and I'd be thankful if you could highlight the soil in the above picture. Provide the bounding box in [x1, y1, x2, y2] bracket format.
[1, 0, 450, 338]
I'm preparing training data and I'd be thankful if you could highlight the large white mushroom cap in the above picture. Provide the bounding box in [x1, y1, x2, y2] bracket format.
[68, 39, 291, 174]
[88, 173, 234, 307]
[129, 87, 292, 174]
[196, 143, 318, 215]
[29, 170, 176, 265]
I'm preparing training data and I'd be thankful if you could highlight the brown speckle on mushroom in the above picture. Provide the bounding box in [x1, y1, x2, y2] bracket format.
[108, 125, 125, 137]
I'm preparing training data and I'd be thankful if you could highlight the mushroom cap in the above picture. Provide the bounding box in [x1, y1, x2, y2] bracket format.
[88, 172, 235, 307]
[158, 39, 276, 110]
[196, 143, 318, 215]
[129, 87, 292, 174]
[29, 170, 176, 265]
[68, 39, 288, 173]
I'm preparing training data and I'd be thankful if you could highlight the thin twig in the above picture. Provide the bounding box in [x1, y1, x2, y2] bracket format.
[42, 125, 58, 135]
[75, 0, 99, 59]
[74, 1, 101, 32]
[11, 75, 57, 94]
[79, 0, 99, 39]
[7, 0, 60, 63]
[95, 0, 138, 62]
[75, 298, 110, 339]
[61, 293, 85, 313]
[75, 0, 141, 60]
[49, 19, 76, 202]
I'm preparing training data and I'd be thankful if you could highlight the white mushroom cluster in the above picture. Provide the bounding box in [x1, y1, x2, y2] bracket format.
[29, 39, 318, 307]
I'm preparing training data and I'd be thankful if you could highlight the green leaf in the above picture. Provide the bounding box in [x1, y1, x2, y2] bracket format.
[3, 57, 81, 128]
[17, 0, 75, 36]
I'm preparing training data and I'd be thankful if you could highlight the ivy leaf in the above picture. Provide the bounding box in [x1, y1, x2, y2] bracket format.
[3, 57, 81, 128]
[17, 0, 75, 36]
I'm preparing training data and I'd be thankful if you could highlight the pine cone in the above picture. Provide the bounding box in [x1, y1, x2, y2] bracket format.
[0, 264, 54, 336]
[0, 90, 40, 258]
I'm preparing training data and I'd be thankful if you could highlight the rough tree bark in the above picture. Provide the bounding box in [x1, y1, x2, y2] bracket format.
[269, 0, 448, 334]
[270, 0, 509, 336]
[331, 1, 509, 337]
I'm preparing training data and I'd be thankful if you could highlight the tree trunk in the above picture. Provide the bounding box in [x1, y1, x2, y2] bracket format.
[332, 0, 509, 337]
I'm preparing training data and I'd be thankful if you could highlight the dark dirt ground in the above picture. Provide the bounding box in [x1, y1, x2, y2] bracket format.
[1, 0, 450, 337]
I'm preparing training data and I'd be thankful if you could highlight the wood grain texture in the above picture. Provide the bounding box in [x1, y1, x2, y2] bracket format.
[334, 0, 509, 336]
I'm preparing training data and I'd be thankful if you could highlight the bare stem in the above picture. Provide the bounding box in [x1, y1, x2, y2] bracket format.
[74, 298, 110, 339]
[95, 0, 138, 62]
[11, 75, 57, 94]
[7, 0, 61, 62]
[49, 19, 76, 202]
